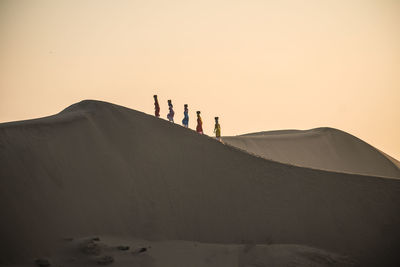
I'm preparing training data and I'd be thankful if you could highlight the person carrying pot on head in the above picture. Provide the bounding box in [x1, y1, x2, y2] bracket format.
[182, 104, 189, 128]
[196, 111, 203, 134]
[167, 99, 175, 122]
[214, 117, 221, 141]
[153, 95, 160, 117]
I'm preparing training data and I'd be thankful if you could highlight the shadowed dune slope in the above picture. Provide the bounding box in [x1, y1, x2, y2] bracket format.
[223, 129, 400, 178]
[1, 100, 400, 266]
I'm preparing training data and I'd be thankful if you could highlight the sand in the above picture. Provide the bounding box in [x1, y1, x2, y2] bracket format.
[7, 236, 356, 267]
[223, 128, 400, 178]
[1, 100, 400, 267]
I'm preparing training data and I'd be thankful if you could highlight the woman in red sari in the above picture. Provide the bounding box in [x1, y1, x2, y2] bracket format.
[196, 111, 203, 134]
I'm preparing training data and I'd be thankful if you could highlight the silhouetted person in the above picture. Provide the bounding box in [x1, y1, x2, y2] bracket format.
[214, 117, 221, 141]
[182, 104, 189, 128]
[167, 99, 175, 122]
[196, 111, 203, 134]
[153, 95, 160, 117]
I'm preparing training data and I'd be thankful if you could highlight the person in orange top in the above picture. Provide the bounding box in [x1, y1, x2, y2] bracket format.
[153, 95, 160, 117]
[196, 111, 203, 134]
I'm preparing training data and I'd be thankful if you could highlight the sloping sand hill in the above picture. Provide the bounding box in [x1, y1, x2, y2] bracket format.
[223, 128, 400, 178]
[1, 100, 400, 266]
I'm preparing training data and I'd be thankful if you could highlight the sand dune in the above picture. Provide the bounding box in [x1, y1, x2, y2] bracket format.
[1, 100, 400, 266]
[223, 128, 400, 178]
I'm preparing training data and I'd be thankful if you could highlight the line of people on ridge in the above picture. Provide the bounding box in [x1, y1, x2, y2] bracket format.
[153, 95, 221, 141]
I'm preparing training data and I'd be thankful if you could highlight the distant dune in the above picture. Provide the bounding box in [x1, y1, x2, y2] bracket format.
[1, 100, 400, 266]
[224, 128, 400, 178]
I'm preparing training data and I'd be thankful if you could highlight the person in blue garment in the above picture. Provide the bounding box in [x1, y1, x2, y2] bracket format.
[182, 104, 189, 128]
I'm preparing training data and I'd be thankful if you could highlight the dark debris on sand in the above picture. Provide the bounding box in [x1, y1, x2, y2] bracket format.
[116, 245, 130, 251]
[132, 247, 150, 254]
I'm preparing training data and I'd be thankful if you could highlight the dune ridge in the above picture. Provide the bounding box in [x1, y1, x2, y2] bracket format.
[1, 100, 400, 266]
[223, 128, 400, 178]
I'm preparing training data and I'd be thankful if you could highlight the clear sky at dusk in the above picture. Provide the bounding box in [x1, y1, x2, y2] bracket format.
[0, 0, 399, 159]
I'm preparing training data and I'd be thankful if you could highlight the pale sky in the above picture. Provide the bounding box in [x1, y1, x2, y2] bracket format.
[0, 0, 399, 160]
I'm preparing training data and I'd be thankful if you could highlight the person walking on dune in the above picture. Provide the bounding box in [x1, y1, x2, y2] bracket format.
[182, 104, 189, 128]
[167, 99, 175, 122]
[214, 117, 221, 141]
[153, 95, 160, 118]
[196, 111, 203, 134]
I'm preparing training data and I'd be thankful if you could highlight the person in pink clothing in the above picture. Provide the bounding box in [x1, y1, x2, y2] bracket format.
[167, 99, 175, 122]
